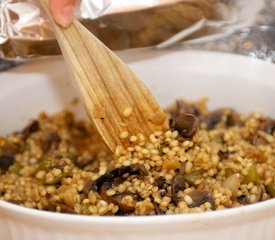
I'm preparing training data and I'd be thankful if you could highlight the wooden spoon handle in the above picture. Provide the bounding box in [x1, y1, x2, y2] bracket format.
[40, 0, 168, 152]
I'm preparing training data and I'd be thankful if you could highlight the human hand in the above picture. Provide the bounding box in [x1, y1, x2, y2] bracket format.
[50, 0, 76, 27]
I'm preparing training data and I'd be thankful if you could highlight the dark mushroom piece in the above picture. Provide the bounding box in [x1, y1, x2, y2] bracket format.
[42, 132, 61, 154]
[21, 120, 39, 141]
[149, 196, 165, 215]
[237, 188, 266, 205]
[100, 182, 138, 214]
[171, 174, 187, 205]
[85, 164, 148, 193]
[218, 150, 230, 161]
[0, 155, 15, 173]
[175, 100, 202, 117]
[153, 202, 165, 215]
[260, 119, 275, 135]
[188, 189, 216, 210]
[159, 189, 167, 198]
[48, 199, 76, 214]
[169, 113, 199, 139]
[251, 119, 275, 146]
[0, 137, 19, 156]
[83, 165, 148, 214]
[250, 134, 266, 146]
[237, 194, 249, 205]
[7, 199, 25, 205]
[206, 109, 224, 130]
[206, 108, 240, 130]
[154, 176, 167, 189]
[83, 179, 97, 194]
[154, 177, 168, 198]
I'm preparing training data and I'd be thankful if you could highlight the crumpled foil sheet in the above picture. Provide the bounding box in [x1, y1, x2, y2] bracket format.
[177, 25, 275, 63]
[0, 0, 270, 59]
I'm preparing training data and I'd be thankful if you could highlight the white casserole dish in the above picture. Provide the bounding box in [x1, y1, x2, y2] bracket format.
[0, 50, 274, 240]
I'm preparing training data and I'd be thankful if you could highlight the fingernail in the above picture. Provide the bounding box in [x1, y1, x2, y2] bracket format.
[58, 5, 74, 28]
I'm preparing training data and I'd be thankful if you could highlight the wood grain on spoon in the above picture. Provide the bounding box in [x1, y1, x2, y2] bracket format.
[40, 0, 169, 152]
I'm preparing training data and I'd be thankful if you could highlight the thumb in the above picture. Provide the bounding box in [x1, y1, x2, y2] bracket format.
[50, 0, 76, 28]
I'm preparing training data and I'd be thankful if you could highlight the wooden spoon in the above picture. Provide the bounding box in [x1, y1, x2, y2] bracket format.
[40, 0, 168, 152]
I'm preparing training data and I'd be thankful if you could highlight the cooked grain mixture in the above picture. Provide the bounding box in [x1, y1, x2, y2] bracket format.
[0, 99, 274, 215]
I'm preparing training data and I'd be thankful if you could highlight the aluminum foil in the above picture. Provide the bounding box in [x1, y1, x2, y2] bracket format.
[0, 0, 271, 59]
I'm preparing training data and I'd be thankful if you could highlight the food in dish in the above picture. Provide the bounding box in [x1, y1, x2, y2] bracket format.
[0, 99, 274, 215]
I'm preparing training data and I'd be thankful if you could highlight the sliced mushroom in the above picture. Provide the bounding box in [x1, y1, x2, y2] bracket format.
[100, 182, 138, 214]
[83, 165, 148, 214]
[175, 100, 202, 117]
[207, 108, 240, 130]
[0, 155, 15, 172]
[87, 164, 148, 193]
[150, 196, 165, 215]
[83, 179, 97, 194]
[225, 109, 241, 127]
[48, 199, 76, 214]
[251, 119, 275, 146]
[250, 134, 266, 146]
[169, 113, 199, 139]
[206, 110, 223, 130]
[42, 132, 61, 154]
[0, 137, 18, 156]
[7, 199, 25, 205]
[154, 176, 166, 189]
[0, 139, 20, 173]
[218, 150, 230, 161]
[21, 120, 39, 141]
[188, 190, 216, 210]
[154, 177, 169, 198]
[238, 185, 263, 205]
[172, 175, 184, 191]
[171, 174, 187, 204]
[159, 189, 167, 198]
[260, 119, 275, 135]
[237, 194, 249, 205]
[153, 202, 165, 215]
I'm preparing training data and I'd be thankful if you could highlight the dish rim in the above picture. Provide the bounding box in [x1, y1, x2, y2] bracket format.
[0, 50, 275, 224]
